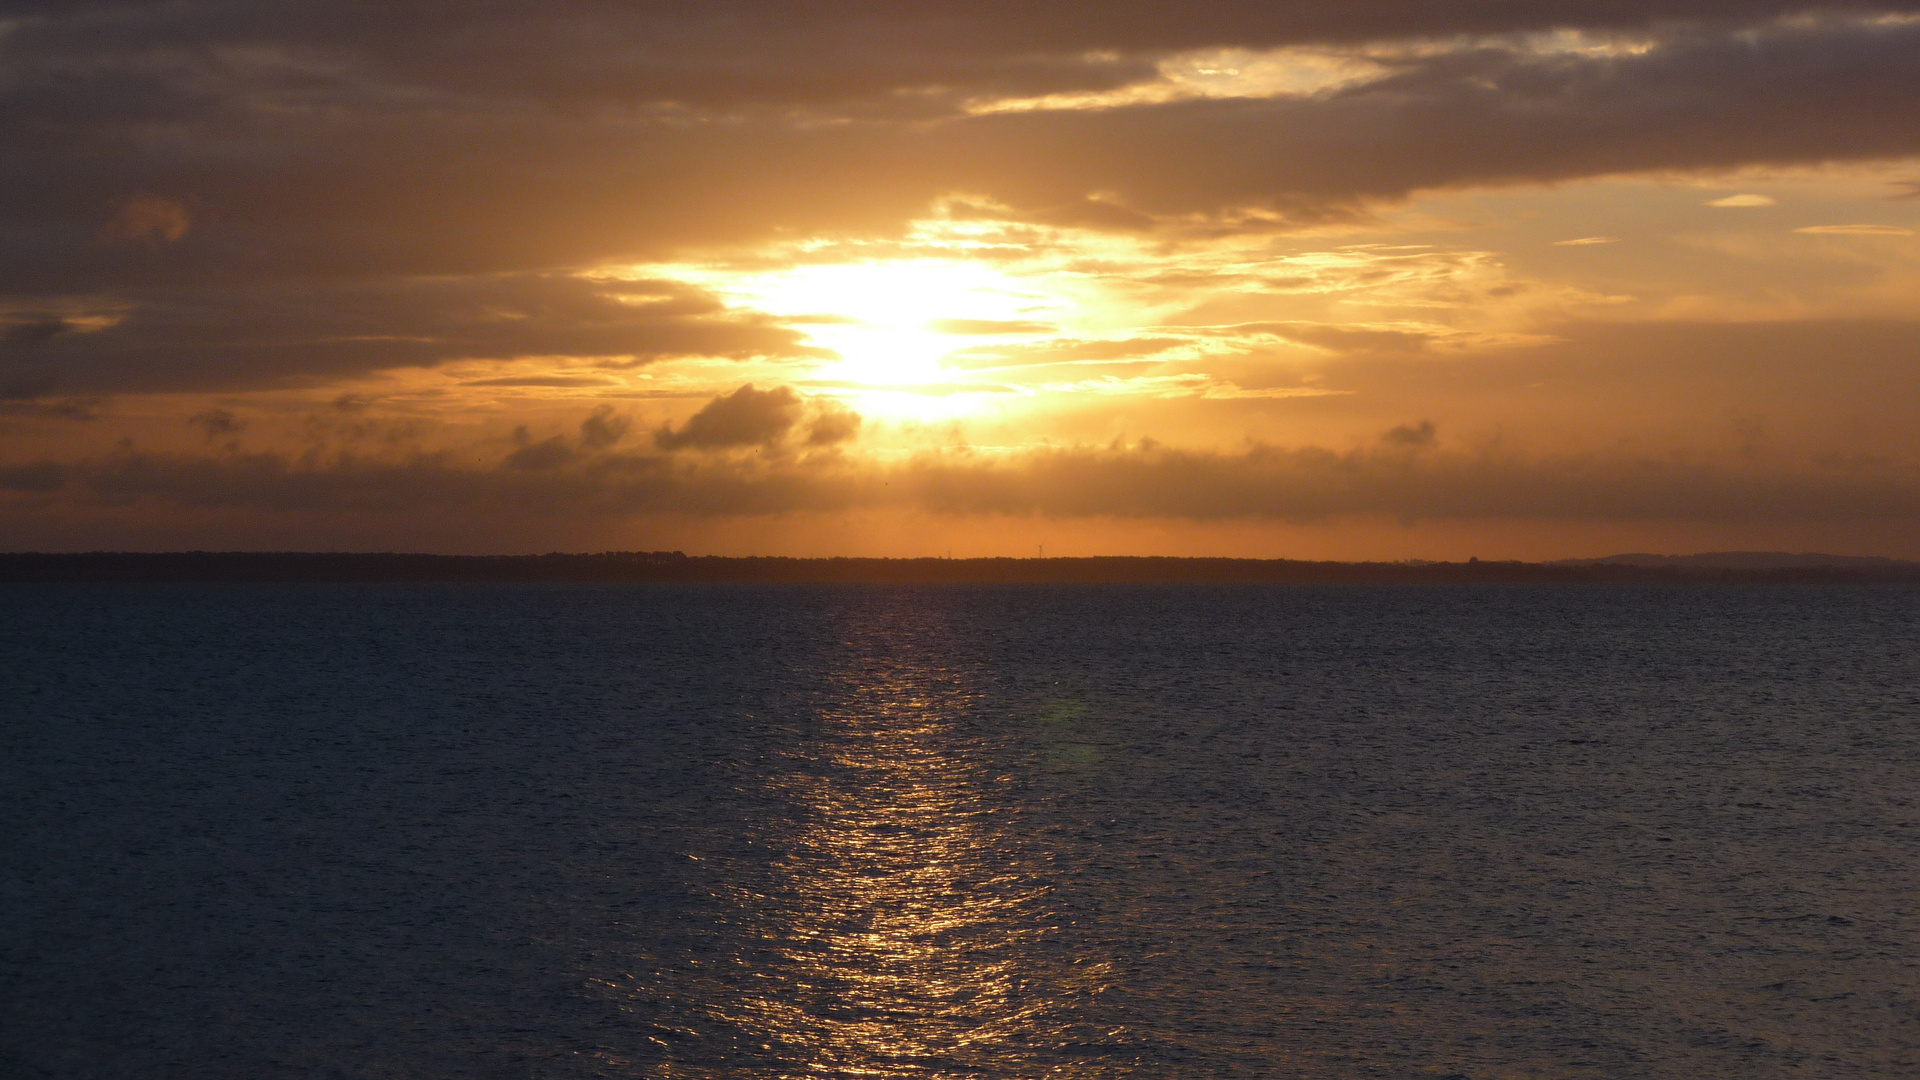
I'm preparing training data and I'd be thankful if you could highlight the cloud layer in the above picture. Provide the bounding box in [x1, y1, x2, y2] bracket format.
[4, 437, 1914, 527]
[4, 2, 1920, 552]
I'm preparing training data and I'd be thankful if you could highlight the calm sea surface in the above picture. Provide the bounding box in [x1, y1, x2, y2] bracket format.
[4, 584, 1918, 1079]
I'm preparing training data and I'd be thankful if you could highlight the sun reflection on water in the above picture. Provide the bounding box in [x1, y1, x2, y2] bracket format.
[628, 606, 1112, 1080]
[721, 655, 1101, 1077]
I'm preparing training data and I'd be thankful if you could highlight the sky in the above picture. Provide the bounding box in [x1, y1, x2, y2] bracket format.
[3, 1, 1919, 558]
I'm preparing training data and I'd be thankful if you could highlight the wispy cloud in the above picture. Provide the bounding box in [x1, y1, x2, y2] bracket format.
[1793, 224, 1914, 235]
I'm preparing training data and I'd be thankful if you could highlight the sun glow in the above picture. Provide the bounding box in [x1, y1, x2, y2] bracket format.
[642, 256, 1088, 420]
[728, 260, 1059, 382]
[616, 221, 1579, 425]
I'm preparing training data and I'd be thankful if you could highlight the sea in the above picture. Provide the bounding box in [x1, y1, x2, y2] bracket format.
[3, 583, 1917, 1079]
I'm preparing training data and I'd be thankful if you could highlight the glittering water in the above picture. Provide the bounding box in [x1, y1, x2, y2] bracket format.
[4, 584, 1919, 1079]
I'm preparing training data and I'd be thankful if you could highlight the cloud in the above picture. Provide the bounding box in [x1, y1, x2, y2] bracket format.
[942, 336, 1190, 369]
[1793, 224, 1914, 235]
[579, 405, 633, 450]
[188, 409, 244, 438]
[942, 19, 1920, 223]
[1241, 322, 1450, 354]
[655, 384, 802, 450]
[463, 375, 620, 388]
[97, 194, 190, 244]
[1, 318, 75, 348]
[15, 3, 1898, 123]
[0, 462, 67, 494]
[4, 6, 1919, 311]
[806, 400, 863, 446]
[0, 275, 821, 395]
[1380, 420, 1438, 449]
[504, 427, 575, 471]
[4, 439, 1917, 529]
[0, 397, 101, 422]
[1554, 236, 1620, 245]
[1706, 194, 1777, 207]
[925, 318, 1057, 335]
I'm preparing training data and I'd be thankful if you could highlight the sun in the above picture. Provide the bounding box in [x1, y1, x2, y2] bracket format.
[644, 257, 1061, 418]
[730, 259, 1052, 381]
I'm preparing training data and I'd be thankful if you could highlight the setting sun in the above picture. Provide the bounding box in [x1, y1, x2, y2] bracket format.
[665, 257, 1064, 407]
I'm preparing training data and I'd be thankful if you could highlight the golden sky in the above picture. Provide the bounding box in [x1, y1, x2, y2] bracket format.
[3, 3, 1919, 557]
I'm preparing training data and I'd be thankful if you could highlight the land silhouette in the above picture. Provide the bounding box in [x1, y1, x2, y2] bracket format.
[2, 551, 1916, 584]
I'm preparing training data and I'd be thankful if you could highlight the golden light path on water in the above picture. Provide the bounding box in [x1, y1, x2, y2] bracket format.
[698, 628, 1108, 1079]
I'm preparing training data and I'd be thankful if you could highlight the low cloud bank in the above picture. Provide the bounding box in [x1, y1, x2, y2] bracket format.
[4, 440, 1915, 528]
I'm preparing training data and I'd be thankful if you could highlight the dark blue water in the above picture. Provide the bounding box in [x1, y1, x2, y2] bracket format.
[4, 584, 1918, 1079]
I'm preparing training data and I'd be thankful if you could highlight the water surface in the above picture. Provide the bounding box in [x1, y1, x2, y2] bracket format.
[4, 584, 1918, 1078]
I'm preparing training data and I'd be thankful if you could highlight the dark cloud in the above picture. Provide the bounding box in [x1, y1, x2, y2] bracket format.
[0, 397, 102, 423]
[579, 405, 632, 450]
[5, 6, 1918, 293]
[1381, 421, 1438, 448]
[655, 384, 802, 451]
[505, 427, 576, 471]
[806, 400, 864, 447]
[0, 462, 66, 494]
[1, 318, 76, 348]
[943, 17, 1920, 221]
[0, 275, 821, 395]
[188, 409, 244, 438]
[7, 2, 1910, 115]
[1, 398, 103, 422]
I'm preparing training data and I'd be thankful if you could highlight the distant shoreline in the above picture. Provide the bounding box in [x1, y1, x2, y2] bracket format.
[4, 551, 1918, 584]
